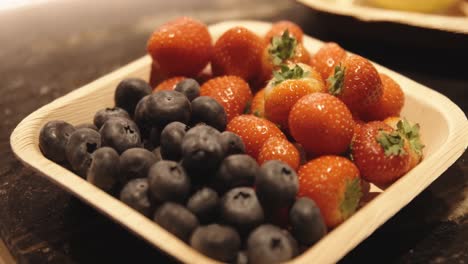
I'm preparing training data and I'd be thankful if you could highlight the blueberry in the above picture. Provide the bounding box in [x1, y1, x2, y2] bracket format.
[65, 128, 101, 177]
[75, 123, 98, 131]
[149, 126, 161, 148]
[219, 131, 246, 157]
[100, 117, 141, 153]
[247, 225, 298, 264]
[120, 178, 152, 217]
[190, 224, 241, 262]
[134, 95, 152, 137]
[87, 147, 119, 193]
[148, 160, 190, 203]
[160, 121, 189, 161]
[119, 148, 157, 183]
[235, 251, 248, 264]
[93, 107, 130, 129]
[152, 147, 163, 162]
[187, 187, 219, 224]
[39, 120, 75, 163]
[220, 187, 264, 234]
[181, 125, 223, 176]
[290, 197, 326, 246]
[213, 154, 258, 193]
[174, 78, 200, 101]
[146, 91, 191, 127]
[114, 78, 152, 115]
[153, 202, 199, 242]
[190, 96, 226, 131]
[256, 160, 299, 209]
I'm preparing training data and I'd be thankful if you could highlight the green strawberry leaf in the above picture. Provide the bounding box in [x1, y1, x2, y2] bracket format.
[396, 118, 424, 156]
[340, 178, 362, 220]
[376, 130, 407, 156]
[268, 30, 297, 66]
[327, 65, 345, 96]
[272, 64, 309, 86]
[243, 100, 252, 114]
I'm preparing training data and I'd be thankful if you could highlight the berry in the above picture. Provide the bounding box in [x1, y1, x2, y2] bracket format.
[186, 187, 219, 223]
[264, 20, 303, 44]
[298, 155, 362, 228]
[213, 154, 259, 193]
[256, 160, 299, 209]
[200, 76, 252, 122]
[190, 224, 241, 262]
[87, 147, 120, 193]
[327, 55, 383, 113]
[145, 91, 191, 127]
[247, 224, 298, 264]
[133, 95, 152, 137]
[152, 146, 163, 162]
[65, 128, 101, 177]
[75, 123, 98, 131]
[119, 148, 157, 183]
[392, 118, 424, 170]
[93, 107, 130, 129]
[159, 121, 189, 161]
[360, 73, 405, 121]
[147, 17, 212, 77]
[147, 126, 161, 149]
[120, 178, 152, 217]
[148, 160, 191, 203]
[220, 187, 264, 234]
[39, 120, 75, 163]
[190, 96, 227, 131]
[175, 78, 200, 101]
[154, 202, 199, 242]
[153, 76, 186, 92]
[114, 78, 152, 115]
[235, 251, 248, 264]
[211, 27, 263, 81]
[250, 88, 265, 118]
[226, 115, 285, 159]
[289, 93, 354, 156]
[289, 197, 326, 246]
[310, 42, 346, 80]
[257, 137, 300, 170]
[219, 131, 246, 157]
[100, 117, 141, 153]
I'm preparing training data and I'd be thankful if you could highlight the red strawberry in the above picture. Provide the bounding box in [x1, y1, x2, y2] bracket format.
[351, 121, 411, 185]
[153, 76, 186, 92]
[264, 20, 303, 44]
[327, 55, 383, 113]
[147, 17, 212, 78]
[264, 64, 325, 131]
[226, 115, 285, 159]
[211, 27, 263, 82]
[360, 73, 405, 121]
[289, 93, 354, 156]
[250, 88, 266, 118]
[310, 42, 346, 81]
[200, 76, 252, 122]
[298, 155, 362, 228]
[257, 137, 300, 170]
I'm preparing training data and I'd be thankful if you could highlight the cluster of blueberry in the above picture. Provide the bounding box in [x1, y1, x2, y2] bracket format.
[38, 78, 326, 263]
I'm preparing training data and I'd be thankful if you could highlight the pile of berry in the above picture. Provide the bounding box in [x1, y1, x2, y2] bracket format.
[38, 17, 425, 263]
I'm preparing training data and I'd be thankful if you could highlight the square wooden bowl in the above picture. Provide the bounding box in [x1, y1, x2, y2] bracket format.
[10, 21, 468, 263]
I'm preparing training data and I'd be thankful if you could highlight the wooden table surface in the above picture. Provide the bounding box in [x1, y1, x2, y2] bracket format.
[0, 0, 467, 263]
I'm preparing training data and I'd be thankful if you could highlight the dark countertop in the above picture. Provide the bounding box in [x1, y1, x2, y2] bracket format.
[0, 1, 467, 263]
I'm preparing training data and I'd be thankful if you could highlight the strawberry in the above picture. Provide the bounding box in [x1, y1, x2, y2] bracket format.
[310, 42, 347, 81]
[153, 76, 186, 92]
[360, 73, 405, 121]
[211, 27, 263, 82]
[250, 88, 266, 118]
[200, 76, 252, 122]
[264, 64, 325, 131]
[226, 115, 285, 159]
[257, 137, 300, 170]
[264, 20, 303, 44]
[298, 155, 362, 228]
[327, 55, 383, 114]
[351, 121, 411, 185]
[288, 93, 354, 156]
[147, 17, 212, 78]
[260, 30, 311, 82]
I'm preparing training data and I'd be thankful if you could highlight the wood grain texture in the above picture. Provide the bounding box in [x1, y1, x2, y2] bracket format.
[10, 21, 468, 264]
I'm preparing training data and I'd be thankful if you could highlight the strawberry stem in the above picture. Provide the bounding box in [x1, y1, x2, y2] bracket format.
[327, 65, 345, 96]
[376, 130, 406, 156]
[272, 64, 309, 86]
[268, 29, 297, 66]
[340, 178, 362, 220]
[396, 119, 424, 156]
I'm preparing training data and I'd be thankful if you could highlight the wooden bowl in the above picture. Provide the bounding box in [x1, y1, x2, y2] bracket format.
[10, 21, 468, 264]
